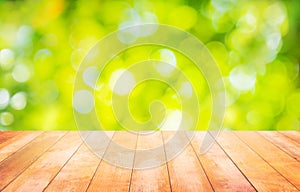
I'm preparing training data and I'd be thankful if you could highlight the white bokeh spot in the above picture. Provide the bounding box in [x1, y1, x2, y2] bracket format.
[12, 64, 31, 83]
[109, 69, 136, 95]
[83, 66, 99, 88]
[155, 49, 177, 76]
[159, 110, 182, 130]
[179, 81, 193, 98]
[73, 90, 94, 114]
[229, 65, 256, 91]
[10, 92, 27, 110]
[0, 89, 10, 109]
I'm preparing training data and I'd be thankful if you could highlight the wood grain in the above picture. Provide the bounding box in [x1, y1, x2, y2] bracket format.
[163, 131, 213, 192]
[259, 131, 300, 161]
[0, 131, 299, 191]
[2, 132, 86, 192]
[0, 131, 41, 163]
[236, 131, 300, 190]
[217, 131, 298, 191]
[44, 132, 114, 192]
[0, 131, 66, 191]
[130, 131, 171, 192]
[191, 132, 256, 192]
[87, 131, 136, 192]
[0, 131, 20, 144]
[279, 131, 300, 144]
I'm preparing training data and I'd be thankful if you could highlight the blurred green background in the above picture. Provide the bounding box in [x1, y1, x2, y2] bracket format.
[0, 0, 299, 130]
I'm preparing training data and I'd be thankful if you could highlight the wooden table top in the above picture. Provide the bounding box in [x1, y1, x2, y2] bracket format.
[0, 131, 299, 191]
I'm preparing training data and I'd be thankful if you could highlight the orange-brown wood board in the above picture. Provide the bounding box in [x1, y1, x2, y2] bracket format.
[0, 131, 299, 192]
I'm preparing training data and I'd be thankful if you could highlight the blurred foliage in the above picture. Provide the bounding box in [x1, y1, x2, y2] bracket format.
[0, 0, 300, 130]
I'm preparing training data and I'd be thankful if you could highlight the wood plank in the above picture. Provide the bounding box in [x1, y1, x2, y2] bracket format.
[0, 131, 299, 191]
[2, 132, 87, 192]
[87, 131, 137, 192]
[279, 131, 300, 144]
[259, 131, 300, 161]
[190, 132, 256, 192]
[130, 131, 171, 192]
[162, 131, 213, 192]
[44, 131, 114, 192]
[0, 131, 66, 191]
[0, 131, 42, 163]
[235, 131, 300, 190]
[217, 131, 298, 191]
[0, 131, 20, 144]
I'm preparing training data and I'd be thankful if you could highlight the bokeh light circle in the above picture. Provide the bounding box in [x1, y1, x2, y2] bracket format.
[73, 24, 225, 169]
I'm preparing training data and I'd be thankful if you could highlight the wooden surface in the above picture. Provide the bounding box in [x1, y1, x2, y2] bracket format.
[0, 131, 299, 192]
